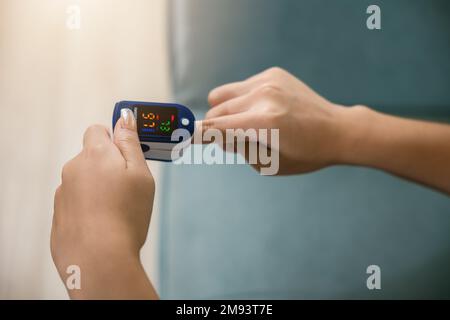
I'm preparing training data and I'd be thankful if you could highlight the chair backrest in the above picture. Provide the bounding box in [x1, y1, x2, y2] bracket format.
[169, 0, 450, 116]
[159, 0, 450, 299]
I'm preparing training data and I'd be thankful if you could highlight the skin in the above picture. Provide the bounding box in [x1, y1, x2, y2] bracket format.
[51, 67, 450, 299]
[201, 67, 450, 194]
[51, 109, 158, 299]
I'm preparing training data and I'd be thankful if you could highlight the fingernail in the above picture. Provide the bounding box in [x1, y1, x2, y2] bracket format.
[121, 108, 135, 129]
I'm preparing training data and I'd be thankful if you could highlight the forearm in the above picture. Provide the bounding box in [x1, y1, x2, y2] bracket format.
[336, 106, 450, 195]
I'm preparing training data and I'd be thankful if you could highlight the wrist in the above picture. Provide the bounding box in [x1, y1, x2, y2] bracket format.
[67, 250, 153, 299]
[333, 104, 379, 166]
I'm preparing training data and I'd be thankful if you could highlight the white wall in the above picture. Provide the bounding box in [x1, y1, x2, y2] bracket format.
[0, 0, 170, 299]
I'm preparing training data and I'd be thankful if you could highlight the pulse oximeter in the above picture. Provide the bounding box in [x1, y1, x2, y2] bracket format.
[112, 101, 195, 161]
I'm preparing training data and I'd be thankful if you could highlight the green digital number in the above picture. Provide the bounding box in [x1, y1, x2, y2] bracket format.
[159, 120, 171, 132]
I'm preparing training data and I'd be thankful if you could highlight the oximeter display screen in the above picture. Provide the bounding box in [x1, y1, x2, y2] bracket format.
[134, 105, 178, 136]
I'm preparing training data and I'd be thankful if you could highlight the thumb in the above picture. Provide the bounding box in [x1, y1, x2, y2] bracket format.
[114, 108, 147, 169]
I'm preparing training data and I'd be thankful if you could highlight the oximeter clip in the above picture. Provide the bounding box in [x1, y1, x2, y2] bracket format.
[112, 101, 195, 162]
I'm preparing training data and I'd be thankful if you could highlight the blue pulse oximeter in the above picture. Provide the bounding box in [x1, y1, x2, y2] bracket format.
[113, 101, 195, 161]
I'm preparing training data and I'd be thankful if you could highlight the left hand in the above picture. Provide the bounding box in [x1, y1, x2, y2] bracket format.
[200, 67, 361, 175]
[51, 109, 158, 299]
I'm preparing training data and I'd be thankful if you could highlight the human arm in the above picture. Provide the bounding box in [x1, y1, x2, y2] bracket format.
[51, 109, 158, 299]
[200, 67, 450, 195]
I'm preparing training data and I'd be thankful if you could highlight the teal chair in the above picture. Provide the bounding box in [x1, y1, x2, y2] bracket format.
[159, 0, 450, 299]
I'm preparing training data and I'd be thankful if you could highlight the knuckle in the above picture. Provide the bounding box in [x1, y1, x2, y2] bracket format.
[84, 125, 99, 139]
[265, 66, 285, 77]
[254, 83, 282, 97]
[255, 105, 283, 125]
[266, 110, 283, 123]
[85, 124, 107, 135]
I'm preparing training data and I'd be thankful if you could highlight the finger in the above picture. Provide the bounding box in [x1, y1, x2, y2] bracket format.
[208, 81, 250, 106]
[205, 93, 253, 119]
[191, 121, 206, 144]
[83, 124, 111, 149]
[197, 112, 254, 138]
[113, 108, 148, 170]
[208, 72, 267, 106]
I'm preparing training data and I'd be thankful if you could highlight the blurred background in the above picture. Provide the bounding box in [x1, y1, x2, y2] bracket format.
[1, 0, 450, 299]
[0, 0, 169, 298]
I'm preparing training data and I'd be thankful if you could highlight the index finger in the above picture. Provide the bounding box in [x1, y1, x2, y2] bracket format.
[194, 112, 255, 144]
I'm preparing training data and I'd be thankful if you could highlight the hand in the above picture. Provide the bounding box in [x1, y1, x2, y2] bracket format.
[200, 67, 362, 175]
[51, 109, 158, 299]
[201, 67, 450, 194]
